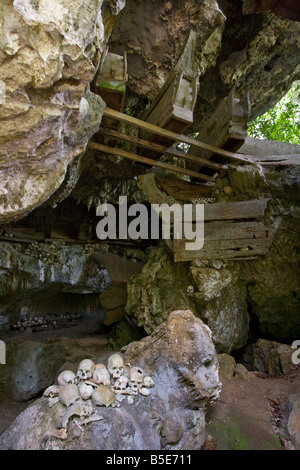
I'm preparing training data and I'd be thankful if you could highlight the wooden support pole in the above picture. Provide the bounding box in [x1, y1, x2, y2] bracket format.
[97, 127, 227, 172]
[102, 107, 255, 164]
[88, 142, 215, 182]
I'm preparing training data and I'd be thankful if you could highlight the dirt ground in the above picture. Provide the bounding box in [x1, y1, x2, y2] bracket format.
[205, 367, 300, 450]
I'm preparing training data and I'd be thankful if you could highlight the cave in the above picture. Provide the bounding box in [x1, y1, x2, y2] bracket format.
[0, 0, 299, 452]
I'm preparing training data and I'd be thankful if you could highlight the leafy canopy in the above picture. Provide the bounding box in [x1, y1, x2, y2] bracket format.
[248, 82, 300, 145]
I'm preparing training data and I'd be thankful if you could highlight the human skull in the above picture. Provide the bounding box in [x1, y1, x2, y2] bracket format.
[76, 359, 95, 381]
[114, 375, 129, 391]
[78, 382, 94, 400]
[143, 376, 155, 389]
[57, 370, 76, 386]
[93, 364, 111, 386]
[107, 354, 125, 379]
[59, 384, 81, 408]
[129, 367, 144, 395]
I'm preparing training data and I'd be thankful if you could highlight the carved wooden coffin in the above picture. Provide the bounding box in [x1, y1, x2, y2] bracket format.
[164, 199, 273, 261]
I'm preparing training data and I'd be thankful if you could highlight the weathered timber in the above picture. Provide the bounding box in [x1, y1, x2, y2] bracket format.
[252, 154, 300, 166]
[184, 199, 269, 222]
[102, 107, 255, 164]
[154, 174, 214, 200]
[172, 236, 271, 262]
[97, 127, 227, 172]
[139, 70, 199, 159]
[138, 173, 214, 205]
[89, 142, 215, 182]
[165, 198, 271, 261]
[188, 88, 251, 171]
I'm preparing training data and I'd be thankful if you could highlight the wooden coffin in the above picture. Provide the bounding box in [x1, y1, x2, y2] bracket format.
[164, 199, 273, 261]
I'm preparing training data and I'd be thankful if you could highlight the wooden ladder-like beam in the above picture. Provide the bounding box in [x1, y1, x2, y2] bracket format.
[89, 142, 215, 182]
[102, 107, 255, 165]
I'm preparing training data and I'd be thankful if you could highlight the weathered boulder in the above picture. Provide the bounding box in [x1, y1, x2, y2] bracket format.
[0, 340, 67, 402]
[287, 393, 300, 450]
[217, 354, 236, 380]
[0, 0, 125, 223]
[0, 310, 221, 450]
[252, 339, 294, 375]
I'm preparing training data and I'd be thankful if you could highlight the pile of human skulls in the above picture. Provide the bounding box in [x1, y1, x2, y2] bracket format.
[43, 353, 155, 431]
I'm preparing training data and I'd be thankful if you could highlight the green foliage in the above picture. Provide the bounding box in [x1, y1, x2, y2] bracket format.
[248, 82, 300, 144]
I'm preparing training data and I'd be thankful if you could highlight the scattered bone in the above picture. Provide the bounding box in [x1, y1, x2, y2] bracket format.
[48, 397, 60, 408]
[143, 376, 155, 388]
[92, 385, 116, 407]
[139, 387, 151, 397]
[127, 396, 134, 405]
[43, 385, 61, 398]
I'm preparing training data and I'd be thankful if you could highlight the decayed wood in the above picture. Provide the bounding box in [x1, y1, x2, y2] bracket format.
[154, 174, 214, 200]
[172, 236, 271, 262]
[253, 154, 300, 166]
[188, 88, 250, 169]
[165, 198, 271, 261]
[89, 141, 215, 182]
[183, 199, 269, 222]
[98, 127, 227, 172]
[103, 107, 255, 164]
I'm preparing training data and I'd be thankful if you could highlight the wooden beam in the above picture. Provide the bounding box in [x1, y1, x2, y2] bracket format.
[172, 237, 271, 262]
[88, 141, 215, 182]
[103, 107, 254, 164]
[97, 127, 227, 172]
[185, 199, 269, 222]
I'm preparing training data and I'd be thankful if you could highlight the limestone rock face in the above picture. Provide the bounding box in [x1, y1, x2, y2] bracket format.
[252, 339, 294, 375]
[0, 0, 125, 223]
[0, 310, 221, 450]
[0, 340, 67, 401]
[229, 163, 300, 340]
[109, 0, 300, 124]
[126, 246, 249, 354]
[287, 393, 300, 450]
[126, 246, 193, 333]
[0, 242, 111, 331]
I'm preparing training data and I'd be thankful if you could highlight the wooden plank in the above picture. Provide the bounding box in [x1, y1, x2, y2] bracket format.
[97, 127, 227, 172]
[172, 237, 270, 262]
[182, 199, 269, 222]
[203, 221, 267, 240]
[103, 107, 255, 164]
[88, 142, 215, 182]
[155, 174, 214, 200]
